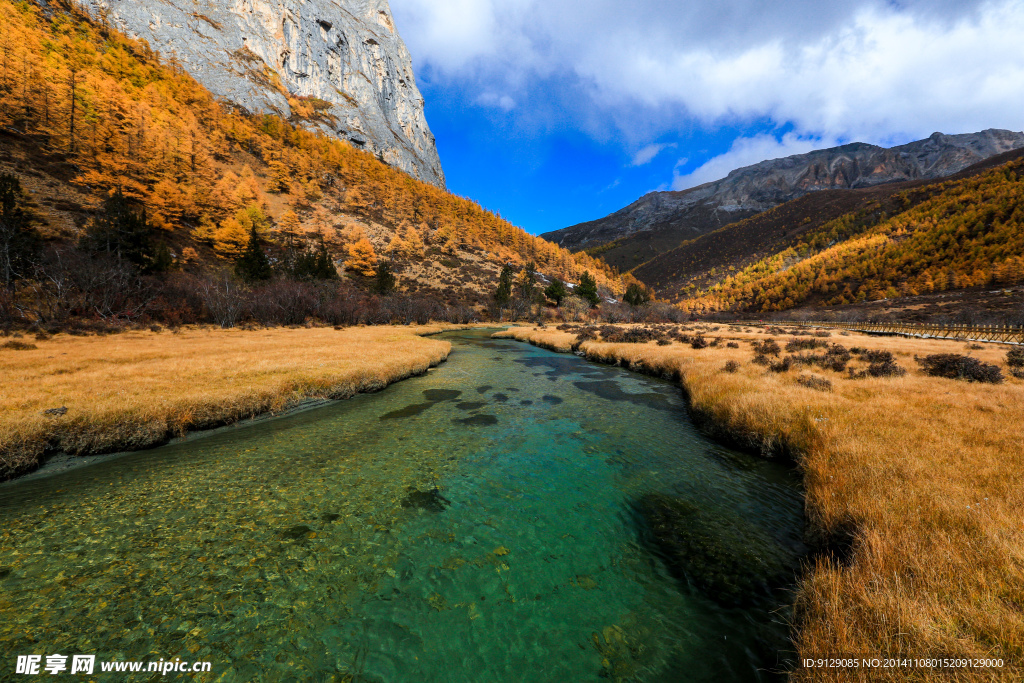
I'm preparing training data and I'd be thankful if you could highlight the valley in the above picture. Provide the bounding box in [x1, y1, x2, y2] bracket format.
[1, 0, 1022, 681]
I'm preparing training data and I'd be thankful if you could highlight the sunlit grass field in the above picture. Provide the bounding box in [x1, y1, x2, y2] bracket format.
[0, 325, 455, 480]
[496, 323, 1024, 681]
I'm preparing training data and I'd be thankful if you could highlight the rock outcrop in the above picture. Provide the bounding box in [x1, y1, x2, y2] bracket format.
[72, 0, 445, 187]
[544, 129, 1024, 253]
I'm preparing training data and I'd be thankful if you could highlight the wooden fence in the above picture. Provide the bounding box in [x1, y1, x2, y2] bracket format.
[790, 321, 1024, 345]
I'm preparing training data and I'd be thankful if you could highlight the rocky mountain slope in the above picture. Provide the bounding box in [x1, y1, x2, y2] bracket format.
[634, 147, 1024, 301]
[648, 148, 1024, 315]
[1, 0, 623, 314]
[66, 0, 445, 187]
[543, 130, 1024, 271]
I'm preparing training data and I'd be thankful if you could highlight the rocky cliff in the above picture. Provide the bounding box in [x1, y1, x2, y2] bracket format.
[71, 0, 445, 187]
[544, 129, 1024, 258]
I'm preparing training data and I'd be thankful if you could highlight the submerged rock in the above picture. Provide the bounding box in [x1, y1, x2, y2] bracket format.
[281, 524, 314, 540]
[635, 493, 795, 607]
[455, 414, 499, 426]
[401, 487, 450, 513]
[422, 389, 462, 402]
[380, 402, 434, 419]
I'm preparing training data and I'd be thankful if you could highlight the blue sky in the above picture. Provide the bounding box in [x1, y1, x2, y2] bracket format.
[391, 0, 1024, 236]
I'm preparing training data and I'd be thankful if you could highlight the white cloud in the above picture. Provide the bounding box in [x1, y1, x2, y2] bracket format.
[391, 0, 1024, 185]
[630, 143, 676, 166]
[476, 92, 516, 111]
[671, 134, 838, 190]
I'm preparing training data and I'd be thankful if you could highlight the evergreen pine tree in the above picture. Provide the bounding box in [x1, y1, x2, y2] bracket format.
[235, 225, 273, 282]
[544, 277, 568, 305]
[0, 172, 40, 291]
[494, 264, 514, 306]
[623, 282, 651, 307]
[516, 262, 538, 302]
[81, 189, 154, 267]
[292, 235, 338, 280]
[374, 260, 397, 294]
[577, 271, 600, 307]
[148, 242, 174, 274]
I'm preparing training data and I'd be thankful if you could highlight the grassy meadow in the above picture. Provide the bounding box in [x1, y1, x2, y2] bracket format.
[495, 323, 1024, 681]
[0, 325, 457, 480]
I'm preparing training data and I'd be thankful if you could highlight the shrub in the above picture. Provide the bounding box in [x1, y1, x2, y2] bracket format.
[752, 354, 770, 366]
[867, 359, 907, 378]
[917, 354, 1004, 384]
[599, 326, 661, 344]
[723, 360, 740, 373]
[690, 334, 709, 349]
[2, 340, 37, 350]
[726, 342, 739, 349]
[859, 349, 896, 364]
[785, 338, 827, 352]
[797, 374, 833, 392]
[751, 339, 781, 356]
[768, 356, 793, 373]
[1007, 347, 1024, 369]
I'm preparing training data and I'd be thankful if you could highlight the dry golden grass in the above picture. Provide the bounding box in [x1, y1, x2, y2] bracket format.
[495, 324, 1024, 681]
[0, 325, 458, 480]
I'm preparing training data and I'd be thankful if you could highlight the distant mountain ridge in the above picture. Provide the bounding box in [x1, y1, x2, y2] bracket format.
[542, 129, 1024, 269]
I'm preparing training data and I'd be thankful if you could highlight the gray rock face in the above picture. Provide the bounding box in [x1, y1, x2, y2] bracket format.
[545, 129, 1024, 251]
[73, 0, 445, 187]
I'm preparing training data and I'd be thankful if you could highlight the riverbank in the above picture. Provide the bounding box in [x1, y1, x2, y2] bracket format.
[0, 325, 464, 481]
[494, 324, 1023, 680]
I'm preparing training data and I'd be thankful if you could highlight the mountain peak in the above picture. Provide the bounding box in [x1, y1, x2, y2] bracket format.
[541, 129, 1024, 264]
[68, 0, 445, 187]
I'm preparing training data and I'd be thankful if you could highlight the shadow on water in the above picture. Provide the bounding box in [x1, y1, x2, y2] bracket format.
[0, 328, 805, 682]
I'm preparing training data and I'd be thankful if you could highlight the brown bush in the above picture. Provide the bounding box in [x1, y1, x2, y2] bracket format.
[916, 354, 1003, 384]
[2, 341, 37, 350]
[723, 360, 740, 373]
[867, 358, 907, 378]
[752, 339, 781, 356]
[786, 337, 828, 352]
[797, 374, 833, 392]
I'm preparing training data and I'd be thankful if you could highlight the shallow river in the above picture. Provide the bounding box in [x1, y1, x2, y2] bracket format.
[0, 330, 805, 682]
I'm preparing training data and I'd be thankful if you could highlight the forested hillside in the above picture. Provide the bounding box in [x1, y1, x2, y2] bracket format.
[0, 0, 621, 311]
[677, 154, 1024, 314]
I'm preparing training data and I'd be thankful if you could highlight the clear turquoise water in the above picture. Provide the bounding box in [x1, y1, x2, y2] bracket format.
[0, 330, 805, 682]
